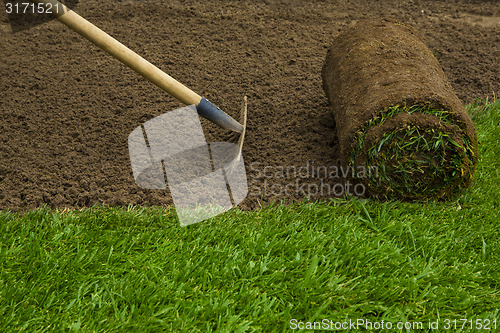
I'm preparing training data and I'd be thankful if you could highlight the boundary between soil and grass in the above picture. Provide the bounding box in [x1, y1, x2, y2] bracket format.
[0, 100, 498, 332]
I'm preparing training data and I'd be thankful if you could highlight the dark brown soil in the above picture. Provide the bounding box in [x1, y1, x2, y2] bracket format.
[0, 0, 499, 211]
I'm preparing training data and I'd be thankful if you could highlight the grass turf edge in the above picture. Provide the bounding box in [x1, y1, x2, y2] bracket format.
[350, 103, 476, 200]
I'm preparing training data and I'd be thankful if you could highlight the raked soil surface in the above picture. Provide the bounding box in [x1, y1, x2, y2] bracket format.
[0, 0, 498, 211]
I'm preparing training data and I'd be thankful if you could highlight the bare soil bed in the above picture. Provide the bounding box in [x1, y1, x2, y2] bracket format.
[0, 0, 498, 211]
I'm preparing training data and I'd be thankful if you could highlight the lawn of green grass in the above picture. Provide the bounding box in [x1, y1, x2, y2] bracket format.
[0, 100, 498, 332]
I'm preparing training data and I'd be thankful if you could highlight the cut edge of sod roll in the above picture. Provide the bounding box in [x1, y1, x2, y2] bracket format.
[322, 19, 479, 200]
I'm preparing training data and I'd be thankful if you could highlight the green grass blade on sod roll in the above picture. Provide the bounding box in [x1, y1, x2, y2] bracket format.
[322, 19, 479, 200]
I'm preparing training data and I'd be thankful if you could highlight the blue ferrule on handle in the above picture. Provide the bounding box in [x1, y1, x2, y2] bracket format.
[196, 98, 243, 133]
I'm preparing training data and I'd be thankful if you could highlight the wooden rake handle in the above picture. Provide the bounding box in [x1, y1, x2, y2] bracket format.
[32, 0, 243, 133]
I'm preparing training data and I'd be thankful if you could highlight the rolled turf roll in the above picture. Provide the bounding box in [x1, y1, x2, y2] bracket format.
[322, 19, 478, 200]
